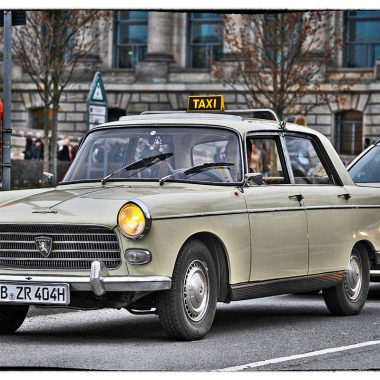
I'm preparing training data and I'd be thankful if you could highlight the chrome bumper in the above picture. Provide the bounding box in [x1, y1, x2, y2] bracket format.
[0, 261, 172, 296]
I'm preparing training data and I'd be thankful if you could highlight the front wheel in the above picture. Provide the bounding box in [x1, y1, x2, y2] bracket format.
[323, 246, 369, 316]
[156, 239, 217, 341]
[0, 305, 29, 334]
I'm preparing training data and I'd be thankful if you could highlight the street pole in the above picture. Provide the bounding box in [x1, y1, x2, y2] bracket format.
[2, 11, 12, 191]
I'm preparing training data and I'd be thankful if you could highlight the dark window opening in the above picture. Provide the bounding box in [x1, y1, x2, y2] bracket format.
[108, 108, 126, 122]
[335, 111, 363, 155]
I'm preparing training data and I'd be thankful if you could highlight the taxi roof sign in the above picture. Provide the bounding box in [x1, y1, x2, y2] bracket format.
[187, 95, 224, 113]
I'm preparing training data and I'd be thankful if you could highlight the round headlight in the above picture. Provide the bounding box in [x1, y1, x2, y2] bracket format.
[117, 201, 151, 239]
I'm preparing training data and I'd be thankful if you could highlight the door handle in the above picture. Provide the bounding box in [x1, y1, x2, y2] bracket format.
[338, 193, 351, 200]
[289, 194, 304, 202]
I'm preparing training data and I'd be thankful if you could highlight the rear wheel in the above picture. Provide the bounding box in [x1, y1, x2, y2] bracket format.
[323, 246, 369, 316]
[156, 239, 217, 341]
[0, 305, 29, 334]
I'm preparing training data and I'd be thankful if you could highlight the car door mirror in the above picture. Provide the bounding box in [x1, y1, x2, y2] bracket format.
[42, 172, 55, 185]
[244, 172, 263, 186]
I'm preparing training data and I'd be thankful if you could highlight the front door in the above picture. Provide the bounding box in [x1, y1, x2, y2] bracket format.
[244, 135, 309, 282]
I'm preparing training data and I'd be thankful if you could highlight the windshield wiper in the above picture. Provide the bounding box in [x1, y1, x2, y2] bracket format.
[101, 152, 173, 185]
[159, 162, 234, 185]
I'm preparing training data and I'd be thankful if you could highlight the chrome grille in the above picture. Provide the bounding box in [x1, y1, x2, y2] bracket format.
[0, 225, 121, 270]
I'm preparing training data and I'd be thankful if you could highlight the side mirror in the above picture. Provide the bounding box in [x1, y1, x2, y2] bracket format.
[244, 172, 263, 186]
[42, 172, 55, 185]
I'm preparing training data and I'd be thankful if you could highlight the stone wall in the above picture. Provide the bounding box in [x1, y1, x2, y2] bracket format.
[4, 11, 380, 162]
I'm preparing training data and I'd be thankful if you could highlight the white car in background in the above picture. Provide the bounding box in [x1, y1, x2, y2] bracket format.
[347, 138, 380, 280]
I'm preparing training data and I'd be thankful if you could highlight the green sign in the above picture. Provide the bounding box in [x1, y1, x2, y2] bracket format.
[87, 72, 108, 130]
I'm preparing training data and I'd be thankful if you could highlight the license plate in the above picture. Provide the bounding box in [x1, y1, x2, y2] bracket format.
[0, 283, 69, 305]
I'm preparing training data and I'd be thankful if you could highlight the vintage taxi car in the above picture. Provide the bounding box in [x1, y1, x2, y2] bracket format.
[0, 95, 379, 341]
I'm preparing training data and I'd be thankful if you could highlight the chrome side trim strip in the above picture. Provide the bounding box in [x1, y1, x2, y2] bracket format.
[153, 209, 247, 220]
[370, 270, 380, 276]
[247, 207, 301, 214]
[154, 205, 380, 220]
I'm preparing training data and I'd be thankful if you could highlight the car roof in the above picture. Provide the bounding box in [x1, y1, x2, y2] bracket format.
[93, 112, 323, 139]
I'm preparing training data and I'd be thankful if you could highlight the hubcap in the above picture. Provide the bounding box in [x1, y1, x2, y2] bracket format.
[183, 260, 209, 322]
[345, 254, 362, 301]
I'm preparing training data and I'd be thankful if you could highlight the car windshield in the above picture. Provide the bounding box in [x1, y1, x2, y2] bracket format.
[62, 126, 243, 184]
[349, 145, 380, 183]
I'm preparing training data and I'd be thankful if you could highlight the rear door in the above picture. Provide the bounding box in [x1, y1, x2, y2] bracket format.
[283, 134, 355, 275]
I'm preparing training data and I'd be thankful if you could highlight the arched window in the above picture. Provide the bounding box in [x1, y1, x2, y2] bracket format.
[335, 111, 363, 155]
[344, 11, 380, 67]
[188, 13, 224, 68]
[114, 11, 148, 69]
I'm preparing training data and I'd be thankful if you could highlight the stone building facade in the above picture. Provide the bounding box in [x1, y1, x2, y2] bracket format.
[4, 10, 380, 161]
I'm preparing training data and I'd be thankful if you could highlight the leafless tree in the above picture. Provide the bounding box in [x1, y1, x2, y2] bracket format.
[214, 12, 353, 120]
[13, 10, 109, 181]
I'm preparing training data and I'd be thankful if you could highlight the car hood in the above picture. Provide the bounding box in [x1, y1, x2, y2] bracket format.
[0, 182, 244, 227]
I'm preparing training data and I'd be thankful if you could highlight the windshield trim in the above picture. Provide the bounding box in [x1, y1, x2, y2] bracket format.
[61, 124, 245, 186]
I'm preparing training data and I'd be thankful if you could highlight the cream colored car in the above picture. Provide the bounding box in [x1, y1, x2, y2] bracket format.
[0, 102, 379, 340]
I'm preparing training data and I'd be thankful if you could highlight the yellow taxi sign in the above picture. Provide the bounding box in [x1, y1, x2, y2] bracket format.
[187, 95, 225, 112]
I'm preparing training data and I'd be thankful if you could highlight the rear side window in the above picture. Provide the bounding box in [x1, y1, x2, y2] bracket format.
[285, 136, 335, 185]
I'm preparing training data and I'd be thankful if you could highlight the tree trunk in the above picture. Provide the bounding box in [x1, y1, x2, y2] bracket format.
[43, 104, 50, 173]
[49, 102, 59, 185]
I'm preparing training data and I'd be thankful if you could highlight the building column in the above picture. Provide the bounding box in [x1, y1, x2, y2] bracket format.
[136, 12, 174, 82]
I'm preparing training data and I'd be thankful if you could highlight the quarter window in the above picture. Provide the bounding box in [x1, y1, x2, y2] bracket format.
[188, 13, 224, 68]
[285, 136, 334, 185]
[114, 11, 148, 69]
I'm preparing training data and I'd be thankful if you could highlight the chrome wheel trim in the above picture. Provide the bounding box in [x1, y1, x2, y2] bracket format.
[345, 253, 362, 302]
[183, 260, 210, 322]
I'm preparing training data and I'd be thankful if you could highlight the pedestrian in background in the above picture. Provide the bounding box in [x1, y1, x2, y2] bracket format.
[23, 136, 36, 160]
[57, 138, 71, 161]
[34, 137, 44, 161]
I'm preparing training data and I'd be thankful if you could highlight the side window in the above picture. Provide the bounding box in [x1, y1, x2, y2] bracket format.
[247, 137, 289, 185]
[285, 135, 335, 185]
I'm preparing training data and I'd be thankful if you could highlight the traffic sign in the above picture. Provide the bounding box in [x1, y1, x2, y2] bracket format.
[87, 72, 108, 130]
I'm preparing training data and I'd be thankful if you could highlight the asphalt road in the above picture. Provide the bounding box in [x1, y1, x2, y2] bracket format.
[1, 285, 380, 371]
